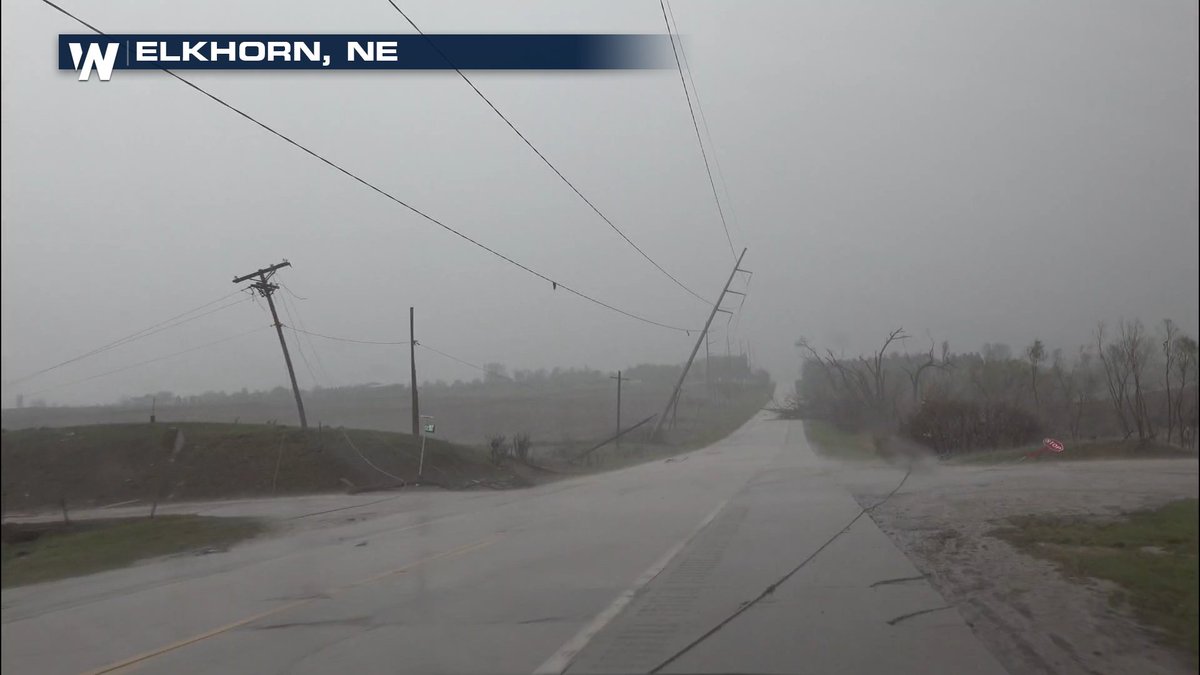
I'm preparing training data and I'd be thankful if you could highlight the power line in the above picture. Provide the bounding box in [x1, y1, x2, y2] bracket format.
[41, 0, 697, 335]
[277, 282, 337, 384]
[417, 342, 617, 403]
[285, 326, 410, 346]
[4, 291, 250, 388]
[659, 0, 735, 259]
[275, 292, 323, 388]
[339, 428, 406, 483]
[383, 1, 712, 306]
[275, 285, 333, 384]
[417, 341, 557, 393]
[648, 466, 914, 673]
[664, 0, 742, 243]
[27, 325, 272, 396]
[416, 342, 498, 377]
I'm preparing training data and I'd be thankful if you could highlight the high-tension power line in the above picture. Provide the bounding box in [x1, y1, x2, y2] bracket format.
[659, 0, 736, 259]
[383, 1, 712, 306]
[41, 0, 697, 335]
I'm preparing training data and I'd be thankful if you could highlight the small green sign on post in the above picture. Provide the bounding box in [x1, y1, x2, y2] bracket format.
[418, 415, 435, 480]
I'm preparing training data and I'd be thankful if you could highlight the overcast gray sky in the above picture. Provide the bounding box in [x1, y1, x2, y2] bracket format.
[2, 0, 1197, 405]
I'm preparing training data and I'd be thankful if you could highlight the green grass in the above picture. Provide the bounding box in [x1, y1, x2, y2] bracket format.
[993, 499, 1199, 662]
[949, 439, 1197, 465]
[1, 515, 265, 588]
[1, 422, 499, 510]
[802, 420, 879, 460]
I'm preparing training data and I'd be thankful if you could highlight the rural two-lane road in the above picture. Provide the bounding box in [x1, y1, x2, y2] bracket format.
[2, 414, 1006, 674]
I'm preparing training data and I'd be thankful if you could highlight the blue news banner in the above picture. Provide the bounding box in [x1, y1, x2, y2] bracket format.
[59, 34, 672, 71]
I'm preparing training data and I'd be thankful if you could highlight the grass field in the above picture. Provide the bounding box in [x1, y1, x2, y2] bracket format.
[1, 515, 264, 588]
[993, 499, 1199, 663]
[950, 439, 1198, 465]
[2, 386, 771, 511]
[0, 422, 508, 511]
[801, 420, 879, 460]
[536, 387, 773, 470]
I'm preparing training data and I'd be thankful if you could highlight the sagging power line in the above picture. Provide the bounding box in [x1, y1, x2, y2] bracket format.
[660, 0, 736, 259]
[5, 290, 250, 388]
[41, 0, 698, 335]
[27, 325, 271, 397]
[284, 326, 410, 346]
[273, 283, 333, 384]
[383, 0, 712, 305]
[663, 0, 742, 244]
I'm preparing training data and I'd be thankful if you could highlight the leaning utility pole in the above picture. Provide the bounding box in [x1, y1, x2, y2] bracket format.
[232, 260, 307, 429]
[610, 370, 626, 449]
[410, 306, 420, 436]
[651, 248, 748, 441]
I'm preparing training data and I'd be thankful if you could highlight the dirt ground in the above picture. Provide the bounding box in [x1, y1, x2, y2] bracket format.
[841, 457, 1199, 675]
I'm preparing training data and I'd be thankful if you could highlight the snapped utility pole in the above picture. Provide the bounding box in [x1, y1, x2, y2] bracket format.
[410, 306, 420, 436]
[232, 260, 307, 429]
[651, 248, 749, 442]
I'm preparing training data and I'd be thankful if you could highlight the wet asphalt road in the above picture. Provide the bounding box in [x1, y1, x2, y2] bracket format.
[1, 413, 1005, 674]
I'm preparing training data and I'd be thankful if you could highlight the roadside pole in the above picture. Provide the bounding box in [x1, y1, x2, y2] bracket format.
[410, 307, 420, 436]
[651, 248, 748, 442]
[232, 260, 307, 429]
[418, 414, 434, 479]
[610, 371, 626, 450]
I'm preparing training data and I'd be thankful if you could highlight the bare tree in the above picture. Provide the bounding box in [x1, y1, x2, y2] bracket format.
[1173, 335, 1198, 448]
[1025, 339, 1046, 406]
[859, 328, 909, 419]
[904, 337, 952, 405]
[1096, 322, 1133, 438]
[1049, 347, 1074, 433]
[1118, 319, 1155, 440]
[796, 328, 908, 430]
[1077, 348, 1098, 440]
[1161, 319, 1180, 443]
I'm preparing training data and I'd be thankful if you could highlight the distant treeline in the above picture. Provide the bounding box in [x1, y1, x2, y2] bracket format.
[792, 318, 1198, 454]
[74, 354, 769, 410]
[4, 355, 772, 447]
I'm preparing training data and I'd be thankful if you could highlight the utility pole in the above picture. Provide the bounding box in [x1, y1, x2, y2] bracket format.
[410, 306, 419, 436]
[610, 370, 626, 449]
[652, 248, 749, 441]
[705, 335, 712, 398]
[232, 260, 307, 429]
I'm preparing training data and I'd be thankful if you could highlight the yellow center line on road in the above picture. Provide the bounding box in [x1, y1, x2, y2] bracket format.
[82, 535, 501, 675]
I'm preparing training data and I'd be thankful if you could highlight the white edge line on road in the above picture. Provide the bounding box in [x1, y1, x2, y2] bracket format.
[532, 498, 730, 675]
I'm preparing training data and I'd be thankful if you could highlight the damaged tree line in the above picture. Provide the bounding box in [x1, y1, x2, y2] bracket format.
[789, 318, 1198, 455]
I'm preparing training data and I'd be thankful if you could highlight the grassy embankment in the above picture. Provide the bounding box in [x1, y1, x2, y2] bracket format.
[993, 499, 1199, 664]
[1, 422, 504, 512]
[1, 515, 264, 588]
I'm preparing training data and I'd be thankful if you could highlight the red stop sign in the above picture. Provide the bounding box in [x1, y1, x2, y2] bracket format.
[1043, 438, 1065, 453]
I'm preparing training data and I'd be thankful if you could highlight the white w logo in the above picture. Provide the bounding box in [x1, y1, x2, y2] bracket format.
[68, 42, 119, 81]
